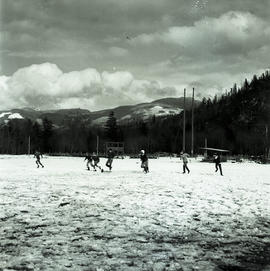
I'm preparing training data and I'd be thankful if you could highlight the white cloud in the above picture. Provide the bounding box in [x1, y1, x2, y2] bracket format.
[102, 71, 133, 90]
[8, 63, 62, 99]
[131, 11, 270, 56]
[0, 63, 178, 111]
[55, 69, 101, 97]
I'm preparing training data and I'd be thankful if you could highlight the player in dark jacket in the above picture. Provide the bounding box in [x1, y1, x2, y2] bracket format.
[92, 152, 104, 172]
[34, 151, 44, 168]
[140, 150, 149, 173]
[214, 153, 223, 176]
[106, 149, 115, 171]
[84, 152, 94, 170]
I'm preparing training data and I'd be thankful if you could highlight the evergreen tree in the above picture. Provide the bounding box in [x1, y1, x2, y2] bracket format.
[32, 121, 43, 152]
[105, 111, 118, 141]
[87, 129, 95, 152]
[42, 117, 53, 153]
[232, 83, 237, 93]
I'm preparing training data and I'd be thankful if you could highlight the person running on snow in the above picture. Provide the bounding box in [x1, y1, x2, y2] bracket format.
[180, 151, 190, 174]
[84, 152, 94, 170]
[92, 152, 104, 172]
[140, 150, 149, 173]
[34, 150, 44, 168]
[214, 153, 223, 176]
[106, 148, 115, 171]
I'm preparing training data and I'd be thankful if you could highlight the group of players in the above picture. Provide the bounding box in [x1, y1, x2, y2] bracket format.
[84, 149, 149, 173]
[34, 149, 223, 175]
[84, 149, 114, 172]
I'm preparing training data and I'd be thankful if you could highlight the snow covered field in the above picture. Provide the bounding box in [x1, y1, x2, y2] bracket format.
[0, 156, 269, 271]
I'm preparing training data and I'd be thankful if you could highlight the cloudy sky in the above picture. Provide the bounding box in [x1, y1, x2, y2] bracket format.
[0, 0, 270, 111]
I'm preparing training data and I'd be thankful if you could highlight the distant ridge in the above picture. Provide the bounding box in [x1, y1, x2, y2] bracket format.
[0, 97, 201, 127]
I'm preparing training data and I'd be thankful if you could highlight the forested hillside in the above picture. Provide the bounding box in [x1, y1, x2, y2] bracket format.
[191, 71, 270, 155]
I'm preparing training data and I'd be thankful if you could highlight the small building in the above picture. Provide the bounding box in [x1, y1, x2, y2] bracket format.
[105, 142, 124, 156]
[200, 147, 230, 162]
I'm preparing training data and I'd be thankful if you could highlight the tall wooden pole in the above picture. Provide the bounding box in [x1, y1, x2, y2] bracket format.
[182, 88, 186, 152]
[204, 138, 208, 158]
[265, 124, 269, 159]
[96, 135, 99, 155]
[191, 88, 195, 156]
[28, 136, 31, 155]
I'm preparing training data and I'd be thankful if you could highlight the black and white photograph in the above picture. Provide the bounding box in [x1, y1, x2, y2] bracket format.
[0, 0, 270, 270]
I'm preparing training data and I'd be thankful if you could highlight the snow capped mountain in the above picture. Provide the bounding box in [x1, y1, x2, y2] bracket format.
[0, 112, 12, 118]
[8, 113, 24, 119]
[117, 103, 182, 123]
[0, 97, 200, 127]
[91, 104, 183, 126]
[89, 97, 199, 126]
[0, 112, 24, 121]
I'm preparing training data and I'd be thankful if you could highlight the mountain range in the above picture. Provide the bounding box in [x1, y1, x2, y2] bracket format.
[0, 97, 200, 127]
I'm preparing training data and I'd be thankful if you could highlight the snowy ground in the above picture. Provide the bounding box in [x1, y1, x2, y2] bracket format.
[0, 155, 269, 271]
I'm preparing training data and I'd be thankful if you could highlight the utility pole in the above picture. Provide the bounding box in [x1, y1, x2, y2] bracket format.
[96, 135, 99, 155]
[204, 138, 208, 158]
[204, 121, 208, 158]
[191, 87, 195, 156]
[182, 88, 186, 152]
[28, 136, 31, 155]
[265, 124, 269, 159]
